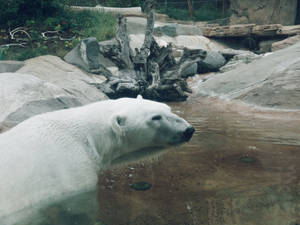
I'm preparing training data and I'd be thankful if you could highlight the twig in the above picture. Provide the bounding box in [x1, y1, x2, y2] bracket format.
[59, 35, 76, 41]
[42, 30, 76, 41]
[41, 31, 59, 39]
[10, 27, 31, 41]
[0, 43, 27, 48]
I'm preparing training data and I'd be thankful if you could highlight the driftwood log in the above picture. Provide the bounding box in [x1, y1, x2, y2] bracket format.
[202, 24, 300, 38]
[96, 3, 206, 102]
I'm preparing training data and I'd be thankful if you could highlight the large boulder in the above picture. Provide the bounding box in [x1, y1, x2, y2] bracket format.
[194, 42, 300, 110]
[153, 23, 203, 37]
[219, 51, 262, 73]
[271, 35, 300, 51]
[64, 37, 101, 72]
[17, 55, 107, 104]
[126, 17, 202, 36]
[182, 63, 198, 78]
[0, 60, 24, 73]
[0, 73, 81, 128]
[129, 34, 226, 53]
[64, 37, 114, 75]
[197, 51, 226, 73]
[126, 17, 223, 52]
[229, 0, 298, 25]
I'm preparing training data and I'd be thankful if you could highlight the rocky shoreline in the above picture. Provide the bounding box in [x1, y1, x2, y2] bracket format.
[1, 14, 300, 130]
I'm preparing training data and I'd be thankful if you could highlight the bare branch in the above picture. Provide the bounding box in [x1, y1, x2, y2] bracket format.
[0, 43, 27, 48]
[41, 31, 59, 39]
[42, 31, 76, 41]
[10, 27, 31, 41]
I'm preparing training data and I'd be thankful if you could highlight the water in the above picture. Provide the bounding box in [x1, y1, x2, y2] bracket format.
[98, 97, 300, 225]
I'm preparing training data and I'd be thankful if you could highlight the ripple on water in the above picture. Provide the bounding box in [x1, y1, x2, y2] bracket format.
[98, 97, 300, 225]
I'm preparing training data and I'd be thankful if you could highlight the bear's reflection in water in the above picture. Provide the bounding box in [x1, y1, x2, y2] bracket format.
[98, 97, 300, 225]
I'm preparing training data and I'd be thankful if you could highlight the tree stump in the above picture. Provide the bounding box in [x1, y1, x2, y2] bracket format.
[97, 0, 207, 101]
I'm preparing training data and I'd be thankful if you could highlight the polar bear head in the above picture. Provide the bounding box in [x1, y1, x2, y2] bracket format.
[109, 96, 194, 165]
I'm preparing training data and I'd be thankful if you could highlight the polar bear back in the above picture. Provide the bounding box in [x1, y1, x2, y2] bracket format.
[0, 116, 98, 224]
[0, 97, 191, 225]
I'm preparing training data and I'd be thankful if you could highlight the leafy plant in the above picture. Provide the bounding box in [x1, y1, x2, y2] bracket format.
[0, 46, 9, 60]
[157, 3, 230, 22]
[65, 10, 116, 41]
[0, 0, 69, 28]
[102, 0, 141, 7]
[0, 9, 116, 61]
[0, 0, 116, 61]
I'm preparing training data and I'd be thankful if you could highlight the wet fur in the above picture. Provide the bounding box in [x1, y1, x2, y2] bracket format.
[0, 97, 192, 225]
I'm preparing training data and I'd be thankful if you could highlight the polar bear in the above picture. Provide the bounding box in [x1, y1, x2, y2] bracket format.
[0, 96, 194, 225]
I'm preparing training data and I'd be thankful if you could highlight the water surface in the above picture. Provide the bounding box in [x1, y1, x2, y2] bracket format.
[98, 97, 300, 225]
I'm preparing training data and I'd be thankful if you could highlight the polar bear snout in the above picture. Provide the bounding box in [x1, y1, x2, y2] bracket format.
[182, 126, 195, 141]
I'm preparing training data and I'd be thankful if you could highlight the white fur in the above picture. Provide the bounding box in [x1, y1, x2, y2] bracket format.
[0, 97, 192, 225]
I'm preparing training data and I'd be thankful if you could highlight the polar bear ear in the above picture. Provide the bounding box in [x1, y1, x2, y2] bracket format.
[137, 95, 143, 100]
[111, 114, 127, 136]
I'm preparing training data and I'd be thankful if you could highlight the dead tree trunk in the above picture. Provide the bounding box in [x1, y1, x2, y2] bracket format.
[97, 1, 206, 101]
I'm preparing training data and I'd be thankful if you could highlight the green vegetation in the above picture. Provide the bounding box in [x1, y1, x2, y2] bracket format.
[102, 0, 141, 7]
[65, 0, 142, 7]
[0, 0, 68, 28]
[0, 0, 230, 61]
[0, 0, 116, 61]
[157, 4, 230, 21]
[0, 46, 9, 60]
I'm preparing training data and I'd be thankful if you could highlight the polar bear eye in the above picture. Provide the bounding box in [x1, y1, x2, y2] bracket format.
[152, 115, 162, 120]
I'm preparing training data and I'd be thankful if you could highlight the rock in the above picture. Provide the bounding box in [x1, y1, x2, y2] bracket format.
[219, 48, 256, 60]
[0, 61, 24, 73]
[172, 48, 184, 58]
[126, 17, 202, 36]
[64, 37, 112, 75]
[198, 51, 226, 73]
[64, 37, 99, 72]
[175, 24, 203, 36]
[229, 0, 298, 25]
[99, 51, 118, 74]
[219, 51, 261, 73]
[154, 23, 203, 37]
[241, 36, 258, 50]
[154, 24, 177, 37]
[181, 63, 198, 78]
[17, 55, 107, 104]
[259, 39, 282, 53]
[0, 124, 9, 133]
[129, 34, 226, 53]
[271, 35, 300, 51]
[229, 14, 249, 25]
[126, 17, 147, 35]
[0, 73, 81, 128]
[195, 42, 300, 110]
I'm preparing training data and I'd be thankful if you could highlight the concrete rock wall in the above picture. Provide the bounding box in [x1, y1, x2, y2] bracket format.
[230, 0, 298, 25]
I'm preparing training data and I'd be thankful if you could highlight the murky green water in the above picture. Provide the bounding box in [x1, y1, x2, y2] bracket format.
[98, 97, 300, 225]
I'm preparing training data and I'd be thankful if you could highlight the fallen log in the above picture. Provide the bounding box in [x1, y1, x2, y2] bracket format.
[202, 24, 300, 38]
[277, 25, 300, 36]
[202, 24, 255, 37]
[252, 24, 283, 36]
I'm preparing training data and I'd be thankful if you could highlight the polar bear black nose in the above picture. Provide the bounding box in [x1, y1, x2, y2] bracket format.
[183, 126, 195, 141]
